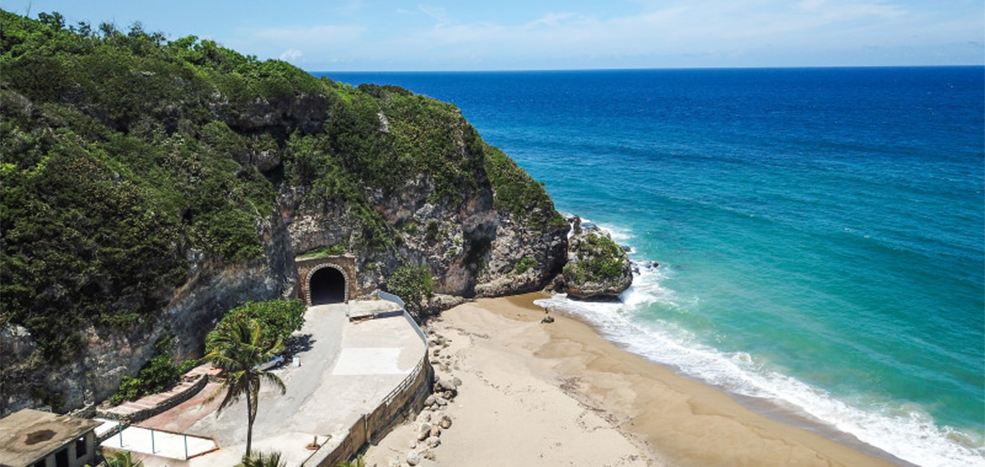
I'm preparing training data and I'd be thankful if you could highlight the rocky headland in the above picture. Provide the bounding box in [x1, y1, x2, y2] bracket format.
[0, 11, 624, 417]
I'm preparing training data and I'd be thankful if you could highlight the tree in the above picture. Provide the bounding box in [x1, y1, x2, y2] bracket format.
[238, 451, 286, 467]
[205, 319, 286, 457]
[385, 265, 434, 316]
[216, 300, 306, 343]
[102, 451, 143, 467]
[336, 456, 366, 467]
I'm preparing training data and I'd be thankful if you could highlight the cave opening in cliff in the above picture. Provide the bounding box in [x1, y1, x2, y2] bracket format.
[309, 267, 346, 305]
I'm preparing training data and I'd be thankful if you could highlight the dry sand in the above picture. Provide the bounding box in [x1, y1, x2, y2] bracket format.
[363, 293, 903, 467]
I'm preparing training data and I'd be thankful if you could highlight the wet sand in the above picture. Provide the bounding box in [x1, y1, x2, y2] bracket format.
[364, 293, 903, 466]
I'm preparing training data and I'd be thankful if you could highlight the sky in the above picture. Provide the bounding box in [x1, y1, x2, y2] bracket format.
[4, 0, 983, 71]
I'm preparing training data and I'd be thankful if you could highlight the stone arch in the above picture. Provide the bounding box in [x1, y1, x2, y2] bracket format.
[306, 263, 349, 305]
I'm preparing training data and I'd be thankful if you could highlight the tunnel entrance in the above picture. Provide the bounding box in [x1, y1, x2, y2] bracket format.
[309, 266, 347, 305]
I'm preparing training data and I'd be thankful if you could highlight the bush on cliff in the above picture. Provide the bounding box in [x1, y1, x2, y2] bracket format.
[0, 9, 563, 376]
[214, 300, 306, 344]
[385, 265, 434, 316]
[563, 233, 627, 285]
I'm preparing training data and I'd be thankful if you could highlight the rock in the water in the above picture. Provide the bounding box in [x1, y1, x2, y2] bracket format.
[541, 315, 555, 323]
[562, 216, 633, 299]
[406, 452, 421, 466]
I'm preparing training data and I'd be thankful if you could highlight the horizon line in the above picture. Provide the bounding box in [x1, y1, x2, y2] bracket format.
[308, 64, 985, 74]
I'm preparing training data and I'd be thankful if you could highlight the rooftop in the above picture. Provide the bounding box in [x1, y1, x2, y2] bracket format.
[0, 408, 100, 467]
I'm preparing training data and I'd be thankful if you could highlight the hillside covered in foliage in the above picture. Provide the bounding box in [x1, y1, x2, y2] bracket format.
[0, 10, 568, 413]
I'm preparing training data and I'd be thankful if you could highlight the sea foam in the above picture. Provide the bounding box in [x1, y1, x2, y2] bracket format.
[535, 228, 985, 467]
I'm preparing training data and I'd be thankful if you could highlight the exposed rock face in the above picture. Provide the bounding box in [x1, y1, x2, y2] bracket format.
[0, 15, 569, 415]
[562, 216, 633, 299]
[1, 99, 567, 418]
[2, 217, 295, 415]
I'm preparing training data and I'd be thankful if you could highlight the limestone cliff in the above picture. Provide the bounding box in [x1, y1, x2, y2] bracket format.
[0, 11, 567, 416]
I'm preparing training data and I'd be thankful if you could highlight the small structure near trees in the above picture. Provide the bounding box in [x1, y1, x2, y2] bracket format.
[0, 408, 99, 467]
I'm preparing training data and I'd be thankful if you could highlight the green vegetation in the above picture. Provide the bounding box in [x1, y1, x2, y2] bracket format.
[239, 451, 286, 467]
[108, 335, 198, 405]
[214, 300, 306, 343]
[28, 385, 65, 412]
[0, 10, 564, 368]
[108, 353, 198, 405]
[102, 450, 144, 467]
[482, 144, 567, 232]
[514, 256, 539, 275]
[337, 456, 366, 467]
[205, 319, 286, 457]
[299, 244, 346, 259]
[385, 265, 434, 315]
[563, 233, 627, 284]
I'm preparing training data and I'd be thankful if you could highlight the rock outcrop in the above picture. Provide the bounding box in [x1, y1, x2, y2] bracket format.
[562, 217, 633, 299]
[0, 13, 570, 416]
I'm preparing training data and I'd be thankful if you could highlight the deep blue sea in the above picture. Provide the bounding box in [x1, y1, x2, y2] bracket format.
[317, 68, 985, 467]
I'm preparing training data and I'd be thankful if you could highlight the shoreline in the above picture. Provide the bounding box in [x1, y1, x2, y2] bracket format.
[365, 293, 906, 466]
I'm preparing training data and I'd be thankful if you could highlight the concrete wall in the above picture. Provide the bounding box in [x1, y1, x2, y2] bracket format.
[96, 373, 207, 424]
[32, 431, 95, 467]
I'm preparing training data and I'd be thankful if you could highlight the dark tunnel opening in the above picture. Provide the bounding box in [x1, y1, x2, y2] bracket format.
[309, 267, 346, 305]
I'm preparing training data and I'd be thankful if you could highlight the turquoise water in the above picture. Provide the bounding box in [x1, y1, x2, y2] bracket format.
[320, 68, 985, 466]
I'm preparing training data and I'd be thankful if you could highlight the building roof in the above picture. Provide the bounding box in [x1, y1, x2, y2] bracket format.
[0, 408, 100, 467]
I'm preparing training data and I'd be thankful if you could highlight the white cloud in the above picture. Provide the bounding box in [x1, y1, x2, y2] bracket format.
[384, 0, 918, 61]
[279, 48, 303, 62]
[249, 24, 363, 46]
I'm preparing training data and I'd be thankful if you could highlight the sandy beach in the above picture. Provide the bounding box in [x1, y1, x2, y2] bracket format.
[363, 293, 904, 467]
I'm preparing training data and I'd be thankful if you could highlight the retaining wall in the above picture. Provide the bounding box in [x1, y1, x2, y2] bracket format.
[95, 372, 208, 423]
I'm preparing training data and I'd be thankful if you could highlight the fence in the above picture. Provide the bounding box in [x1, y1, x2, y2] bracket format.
[301, 292, 432, 467]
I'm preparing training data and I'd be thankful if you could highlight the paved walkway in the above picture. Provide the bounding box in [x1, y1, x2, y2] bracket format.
[120, 301, 424, 467]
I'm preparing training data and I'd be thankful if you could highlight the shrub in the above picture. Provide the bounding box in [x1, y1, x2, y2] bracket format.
[563, 233, 626, 284]
[385, 265, 434, 315]
[215, 299, 306, 344]
[108, 353, 196, 405]
[514, 257, 538, 275]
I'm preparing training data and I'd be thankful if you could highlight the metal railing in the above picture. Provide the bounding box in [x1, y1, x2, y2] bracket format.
[376, 289, 429, 406]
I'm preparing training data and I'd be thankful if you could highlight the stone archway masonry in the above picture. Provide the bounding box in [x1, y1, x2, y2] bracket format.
[296, 255, 360, 306]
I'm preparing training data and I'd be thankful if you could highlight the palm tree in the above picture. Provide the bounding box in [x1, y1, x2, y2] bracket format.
[205, 318, 286, 457]
[336, 456, 366, 467]
[102, 450, 143, 467]
[238, 451, 286, 467]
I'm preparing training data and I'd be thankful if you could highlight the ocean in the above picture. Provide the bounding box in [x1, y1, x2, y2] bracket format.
[316, 68, 985, 467]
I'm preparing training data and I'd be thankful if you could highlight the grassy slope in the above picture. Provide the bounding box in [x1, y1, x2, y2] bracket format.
[0, 10, 561, 364]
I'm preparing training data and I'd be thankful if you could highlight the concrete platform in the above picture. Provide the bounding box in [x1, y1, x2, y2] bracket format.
[174, 301, 425, 467]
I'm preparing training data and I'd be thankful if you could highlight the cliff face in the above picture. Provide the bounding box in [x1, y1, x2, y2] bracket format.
[0, 12, 567, 415]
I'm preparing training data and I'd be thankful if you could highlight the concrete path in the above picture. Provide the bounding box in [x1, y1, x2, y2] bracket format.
[179, 302, 425, 467]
